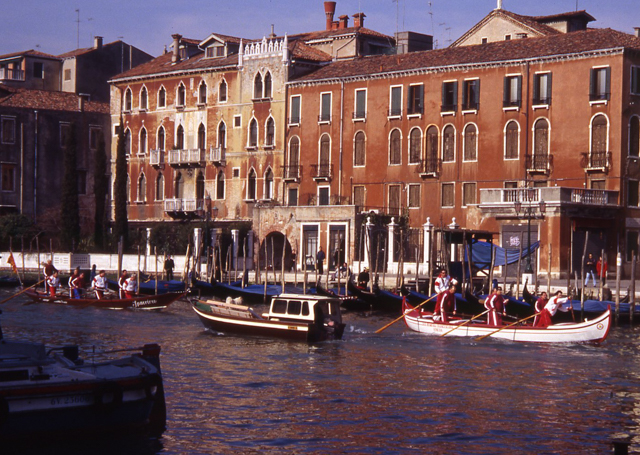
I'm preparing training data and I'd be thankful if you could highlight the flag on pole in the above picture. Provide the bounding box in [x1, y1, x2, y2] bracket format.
[7, 253, 18, 275]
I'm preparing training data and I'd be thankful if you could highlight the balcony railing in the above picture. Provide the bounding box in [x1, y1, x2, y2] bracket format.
[417, 157, 441, 177]
[149, 149, 164, 166]
[525, 154, 553, 174]
[281, 165, 302, 182]
[581, 151, 611, 172]
[480, 187, 619, 208]
[164, 198, 204, 213]
[0, 67, 25, 81]
[168, 149, 206, 166]
[209, 146, 225, 164]
[310, 163, 333, 181]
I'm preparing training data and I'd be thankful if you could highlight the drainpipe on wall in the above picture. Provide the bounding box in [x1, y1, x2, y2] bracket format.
[20, 123, 24, 214]
[339, 80, 344, 203]
[34, 110, 38, 223]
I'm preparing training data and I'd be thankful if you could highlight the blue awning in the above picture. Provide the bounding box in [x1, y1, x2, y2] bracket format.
[465, 240, 540, 269]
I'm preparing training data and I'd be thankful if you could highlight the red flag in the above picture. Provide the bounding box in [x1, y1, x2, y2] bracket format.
[7, 253, 18, 275]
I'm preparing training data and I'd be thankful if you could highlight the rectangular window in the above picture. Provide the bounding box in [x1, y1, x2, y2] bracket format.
[64, 69, 72, 81]
[1, 117, 16, 144]
[354, 89, 366, 119]
[318, 186, 330, 206]
[632, 67, 640, 96]
[462, 182, 477, 206]
[533, 73, 552, 105]
[60, 123, 71, 148]
[627, 231, 639, 262]
[504, 181, 518, 189]
[462, 79, 480, 110]
[233, 115, 241, 128]
[1, 164, 15, 192]
[408, 184, 420, 208]
[441, 183, 454, 208]
[388, 185, 401, 215]
[287, 188, 298, 207]
[290, 95, 301, 124]
[590, 67, 611, 101]
[628, 180, 639, 207]
[319, 93, 331, 122]
[77, 170, 87, 195]
[353, 185, 365, 209]
[407, 84, 424, 115]
[441, 81, 458, 112]
[89, 127, 101, 150]
[389, 86, 402, 117]
[33, 62, 44, 79]
[591, 179, 605, 190]
[503, 75, 522, 108]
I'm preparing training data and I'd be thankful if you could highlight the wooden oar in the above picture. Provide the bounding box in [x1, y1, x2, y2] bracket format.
[441, 309, 490, 337]
[0, 279, 45, 305]
[475, 312, 542, 341]
[375, 295, 436, 334]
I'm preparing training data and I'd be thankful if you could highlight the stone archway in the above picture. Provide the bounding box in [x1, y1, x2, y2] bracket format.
[260, 231, 293, 271]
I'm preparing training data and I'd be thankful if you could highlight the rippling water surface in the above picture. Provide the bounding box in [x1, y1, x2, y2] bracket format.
[3, 290, 640, 454]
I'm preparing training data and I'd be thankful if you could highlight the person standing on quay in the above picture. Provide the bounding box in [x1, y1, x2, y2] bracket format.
[164, 255, 175, 281]
[596, 256, 608, 285]
[316, 246, 325, 275]
[585, 253, 596, 287]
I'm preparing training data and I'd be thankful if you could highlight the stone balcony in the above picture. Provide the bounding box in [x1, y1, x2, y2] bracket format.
[164, 198, 204, 217]
[167, 149, 206, 167]
[0, 67, 25, 81]
[480, 187, 620, 218]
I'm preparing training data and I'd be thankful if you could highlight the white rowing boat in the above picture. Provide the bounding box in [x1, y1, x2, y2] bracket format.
[402, 299, 611, 344]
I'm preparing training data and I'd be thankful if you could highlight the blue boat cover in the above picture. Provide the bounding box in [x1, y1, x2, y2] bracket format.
[465, 240, 540, 269]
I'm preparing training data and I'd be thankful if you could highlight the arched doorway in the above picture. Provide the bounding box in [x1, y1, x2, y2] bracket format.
[259, 232, 293, 271]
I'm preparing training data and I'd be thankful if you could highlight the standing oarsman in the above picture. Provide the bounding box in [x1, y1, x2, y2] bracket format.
[485, 287, 505, 326]
[47, 271, 61, 298]
[439, 285, 457, 323]
[435, 269, 455, 314]
[533, 292, 549, 327]
[539, 290, 570, 327]
[124, 273, 138, 298]
[118, 270, 129, 299]
[92, 270, 108, 300]
[71, 272, 85, 299]
[68, 267, 80, 298]
[42, 259, 57, 293]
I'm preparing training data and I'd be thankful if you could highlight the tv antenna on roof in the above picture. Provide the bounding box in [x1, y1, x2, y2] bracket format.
[75, 9, 80, 49]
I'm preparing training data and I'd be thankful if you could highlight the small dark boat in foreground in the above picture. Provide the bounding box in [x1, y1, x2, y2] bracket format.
[24, 289, 185, 310]
[0, 276, 20, 287]
[0, 325, 166, 441]
[192, 293, 345, 342]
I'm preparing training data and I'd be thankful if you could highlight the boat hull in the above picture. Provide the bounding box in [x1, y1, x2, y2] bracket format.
[0, 342, 166, 441]
[402, 300, 611, 344]
[24, 289, 185, 310]
[193, 301, 344, 342]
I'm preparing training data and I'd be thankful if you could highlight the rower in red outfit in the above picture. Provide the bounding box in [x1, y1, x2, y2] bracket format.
[485, 286, 505, 326]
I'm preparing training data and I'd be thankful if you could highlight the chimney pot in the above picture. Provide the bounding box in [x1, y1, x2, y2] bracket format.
[635, 27, 640, 38]
[94, 36, 103, 50]
[353, 12, 366, 28]
[171, 34, 182, 63]
[339, 14, 349, 29]
[324, 1, 336, 30]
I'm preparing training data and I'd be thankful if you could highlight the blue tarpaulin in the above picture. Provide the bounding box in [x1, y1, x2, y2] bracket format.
[465, 240, 540, 269]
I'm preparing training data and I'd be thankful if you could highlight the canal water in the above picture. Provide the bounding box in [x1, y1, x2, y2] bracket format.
[3, 290, 640, 454]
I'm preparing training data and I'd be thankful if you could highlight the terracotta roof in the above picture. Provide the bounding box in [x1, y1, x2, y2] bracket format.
[291, 28, 640, 82]
[111, 50, 239, 81]
[532, 10, 596, 24]
[289, 41, 332, 62]
[0, 86, 109, 114]
[497, 10, 562, 36]
[0, 49, 61, 62]
[290, 26, 392, 42]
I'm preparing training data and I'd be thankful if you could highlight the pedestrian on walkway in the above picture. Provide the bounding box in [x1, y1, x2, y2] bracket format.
[584, 253, 596, 287]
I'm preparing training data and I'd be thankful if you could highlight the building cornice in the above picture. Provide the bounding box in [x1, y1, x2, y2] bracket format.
[109, 64, 239, 85]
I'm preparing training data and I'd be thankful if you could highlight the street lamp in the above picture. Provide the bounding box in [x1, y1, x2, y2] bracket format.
[514, 195, 546, 274]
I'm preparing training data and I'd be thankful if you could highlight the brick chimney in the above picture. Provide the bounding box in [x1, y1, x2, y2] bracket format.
[338, 14, 349, 29]
[94, 36, 103, 50]
[635, 27, 640, 38]
[171, 34, 182, 63]
[353, 12, 365, 28]
[324, 1, 336, 31]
